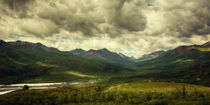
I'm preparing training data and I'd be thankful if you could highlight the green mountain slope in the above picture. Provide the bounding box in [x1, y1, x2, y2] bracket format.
[135, 41, 210, 86]
[0, 40, 128, 84]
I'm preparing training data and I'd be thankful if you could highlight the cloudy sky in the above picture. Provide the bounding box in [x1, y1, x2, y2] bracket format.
[0, 0, 210, 58]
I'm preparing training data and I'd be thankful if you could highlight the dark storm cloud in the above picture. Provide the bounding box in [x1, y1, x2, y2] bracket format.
[0, 0, 147, 38]
[102, 0, 147, 37]
[109, 0, 147, 32]
[1, 0, 210, 57]
[161, 0, 210, 37]
[18, 18, 60, 37]
[37, 5, 103, 37]
[0, 0, 36, 18]
[1, 0, 34, 10]
[36, 0, 147, 37]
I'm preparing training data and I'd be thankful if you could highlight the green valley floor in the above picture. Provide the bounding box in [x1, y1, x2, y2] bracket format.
[0, 81, 210, 105]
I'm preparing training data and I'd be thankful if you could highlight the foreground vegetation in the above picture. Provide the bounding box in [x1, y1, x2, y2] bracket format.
[0, 82, 210, 105]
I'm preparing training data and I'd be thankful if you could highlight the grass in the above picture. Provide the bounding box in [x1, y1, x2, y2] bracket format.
[23, 70, 98, 83]
[174, 59, 194, 63]
[0, 81, 210, 105]
[8, 57, 27, 65]
[194, 47, 210, 52]
[67, 71, 96, 78]
[36, 62, 59, 68]
[106, 82, 210, 93]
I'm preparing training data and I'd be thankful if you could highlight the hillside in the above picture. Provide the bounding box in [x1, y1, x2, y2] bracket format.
[0, 40, 129, 84]
[135, 41, 210, 86]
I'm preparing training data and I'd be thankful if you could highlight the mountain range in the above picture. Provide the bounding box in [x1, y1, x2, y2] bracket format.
[0, 40, 130, 84]
[135, 41, 210, 86]
[69, 48, 135, 64]
[0, 40, 209, 86]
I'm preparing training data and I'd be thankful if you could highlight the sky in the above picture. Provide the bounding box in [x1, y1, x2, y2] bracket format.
[0, 0, 210, 58]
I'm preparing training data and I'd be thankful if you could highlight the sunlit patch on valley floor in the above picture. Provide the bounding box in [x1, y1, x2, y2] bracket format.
[106, 82, 210, 93]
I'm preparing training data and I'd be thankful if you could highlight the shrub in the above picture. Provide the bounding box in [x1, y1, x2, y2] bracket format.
[23, 85, 30, 90]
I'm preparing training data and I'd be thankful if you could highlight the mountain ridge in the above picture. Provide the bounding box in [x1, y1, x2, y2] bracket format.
[0, 40, 129, 84]
[169, 42, 210, 55]
[69, 48, 135, 64]
[135, 41, 210, 86]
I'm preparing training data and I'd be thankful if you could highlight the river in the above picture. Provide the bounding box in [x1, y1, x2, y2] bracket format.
[0, 80, 96, 95]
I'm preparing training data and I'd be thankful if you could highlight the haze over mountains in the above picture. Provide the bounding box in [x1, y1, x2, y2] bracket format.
[138, 50, 167, 61]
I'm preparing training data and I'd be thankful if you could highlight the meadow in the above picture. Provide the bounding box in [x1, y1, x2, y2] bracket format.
[0, 81, 210, 105]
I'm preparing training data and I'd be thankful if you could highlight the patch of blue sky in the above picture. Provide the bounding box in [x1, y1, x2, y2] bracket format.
[96, 37, 102, 40]
[125, 48, 135, 52]
[145, 0, 152, 7]
[61, 36, 71, 40]
[9, 35, 20, 40]
[147, 3, 153, 7]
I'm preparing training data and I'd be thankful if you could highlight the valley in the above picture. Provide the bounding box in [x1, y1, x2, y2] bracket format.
[0, 40, 210, 105]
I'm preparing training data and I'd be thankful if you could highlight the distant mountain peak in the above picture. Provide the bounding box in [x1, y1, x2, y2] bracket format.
[99, 48, 109, 52]
[75, 48, 85, 51]
[11, 40, 47, 48]
[16, 40, 22, 42]
[70, 48, 134, 63]
[138, 50, 167, 60]
[169, 41, 210, 55]
[15, 40, 24, 44]
[170, 45, 193, 55]
[74, 48, 86, 52]
[0, 40, 59, 52]
[72, 48, 85, 52]
[70, 48, 86, 55]
[88, 49, 95, 52]
[87, 48, 110, 53]
[35, 42, 45, 47]
[10, 40, 30, 45]
[0, 40, 6, 44]
[130, 56, 136, 59]
[202, 41, 210, 47]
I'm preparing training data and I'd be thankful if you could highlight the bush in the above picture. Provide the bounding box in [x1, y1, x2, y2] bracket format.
[23, 85, 30, 90]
